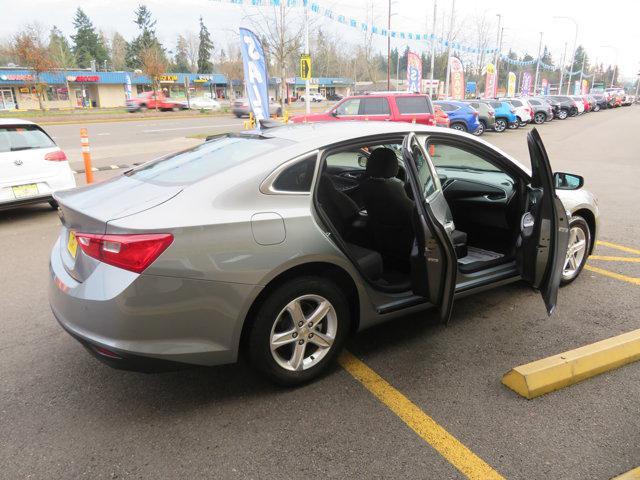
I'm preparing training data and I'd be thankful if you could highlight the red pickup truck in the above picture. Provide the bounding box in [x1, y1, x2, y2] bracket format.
[290, 92, 436, 126]
[126, 91, 187, 112]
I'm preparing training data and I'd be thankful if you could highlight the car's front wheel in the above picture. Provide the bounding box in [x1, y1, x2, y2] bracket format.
[473, 121, 485, 136]
[494, 118, 507, 132]
[247, 277, 350, 385]
[533, 112, 546, 124]
[557, 109, 568, 120]
[561, 216, 591, 285]
[450, 122, 467, 132]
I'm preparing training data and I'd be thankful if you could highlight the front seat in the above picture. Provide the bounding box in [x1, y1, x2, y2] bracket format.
[360, 148, 415, 268]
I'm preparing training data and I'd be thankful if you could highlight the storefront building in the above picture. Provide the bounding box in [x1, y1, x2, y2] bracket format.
[0, 69, 228, 111]
[287, 77, 354, 99]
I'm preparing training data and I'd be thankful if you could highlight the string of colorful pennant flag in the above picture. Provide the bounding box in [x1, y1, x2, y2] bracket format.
[215, 0, 500, 54]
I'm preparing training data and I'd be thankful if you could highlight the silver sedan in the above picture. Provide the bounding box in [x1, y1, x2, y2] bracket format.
[49, 122, 598, 385]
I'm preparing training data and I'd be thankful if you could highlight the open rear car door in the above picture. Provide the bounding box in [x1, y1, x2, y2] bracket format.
[517, 128, 570, 314]
[402, 133, 457, 324]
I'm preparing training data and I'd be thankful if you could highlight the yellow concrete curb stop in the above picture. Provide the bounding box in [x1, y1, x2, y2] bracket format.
[502, 329, 640, 399]
[612, 466, 640, 479]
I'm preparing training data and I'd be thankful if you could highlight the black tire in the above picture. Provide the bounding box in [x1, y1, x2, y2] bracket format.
[518, 117, 528, 127]
[561, 216, 591, 286]
[247, 276, 351, 386]
[557, 109, 568, 120]
[533, 112, 546, 124]
[234, 113, 243, 118]
[593, 104, 600, 112]
[48, 200, 58, 209]
[276, 107, 283, 117]
[473, 121, 485, 136]
[494, 118, 507, 132]
[450, 122, 467, 132]
[138, 104, 148, 112]
[508, 121, 518, 129]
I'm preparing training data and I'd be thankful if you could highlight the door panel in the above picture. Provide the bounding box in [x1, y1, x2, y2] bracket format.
[403, 132, 457, 323]
[517, 128, 570, 314]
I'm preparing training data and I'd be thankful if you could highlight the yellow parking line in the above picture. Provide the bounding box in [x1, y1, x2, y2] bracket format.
[502, 329, 640, 399]
[589, 255, 640, 263]
[613, 466, 640, 479]
[585, 265, 640, 286]
[339, 351, 504, 480]
[596, 241, 640, 256]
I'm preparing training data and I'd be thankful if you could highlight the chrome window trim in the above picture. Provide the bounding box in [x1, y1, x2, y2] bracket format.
[260, 150, 320, 195]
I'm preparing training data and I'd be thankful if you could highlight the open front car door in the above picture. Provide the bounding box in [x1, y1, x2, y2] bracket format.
[517, 128, 570, 315]
[402, 132, 457, 324]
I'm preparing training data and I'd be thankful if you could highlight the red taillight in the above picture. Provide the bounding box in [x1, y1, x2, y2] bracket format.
[44, 149, 68, 161]
[75, 233, 173, 273]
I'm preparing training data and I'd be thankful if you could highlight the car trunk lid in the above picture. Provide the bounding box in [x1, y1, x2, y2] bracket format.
[54, 175, 182, 282]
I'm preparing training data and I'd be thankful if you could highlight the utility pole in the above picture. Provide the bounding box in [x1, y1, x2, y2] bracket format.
[429, 0, 437, 98]
[387, 0, 391, 90]
[493, 14, 502, 98]
[304, 2, 310, 115]
[565, 19, 578, 95]
[533, 32, 543, 96]
[443, 0, 455, 98]
[558, 42, 567, 95]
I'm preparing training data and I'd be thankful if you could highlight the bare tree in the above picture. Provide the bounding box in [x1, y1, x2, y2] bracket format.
[244, 3, 306, 107]
[140, 45, 167, 110]
[109, 32, 128, 71]
[185, 31, 200, 73]
[12, 24, 58, 110]
[216, 44, 244, 99]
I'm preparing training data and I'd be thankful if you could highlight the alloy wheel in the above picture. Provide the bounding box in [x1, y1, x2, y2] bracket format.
[473, 123, 484, 136]
[494, 119, 506, 132]
[451, 124, 466, 131]
[534, 112, 545, 124]
[558, 110, 568, 119]
[563, 226, 587, 280]
[269, 295, 337, 372]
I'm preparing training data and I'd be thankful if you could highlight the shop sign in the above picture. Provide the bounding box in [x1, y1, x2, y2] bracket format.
[159, 75, 178, 83]
[0, 74, 35, 82]
[19, 87, 30, 93]
[67, 75, 99, 82]
[194, 75, 212, 83]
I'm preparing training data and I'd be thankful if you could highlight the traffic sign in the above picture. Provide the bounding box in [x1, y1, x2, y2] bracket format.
[300, 54, 311, 80]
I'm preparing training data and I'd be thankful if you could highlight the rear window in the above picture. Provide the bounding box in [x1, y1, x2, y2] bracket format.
[0, 125, 55, 153]
[510, 100, 522, 107]
[361, 97, 390, 115]
[128, 134, 289, 185]
[395, 96, 432, 114]
[489, 101, 502, 108]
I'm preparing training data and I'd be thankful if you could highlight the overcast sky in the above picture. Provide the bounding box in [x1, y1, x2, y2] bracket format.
[3, 0, 639, 79]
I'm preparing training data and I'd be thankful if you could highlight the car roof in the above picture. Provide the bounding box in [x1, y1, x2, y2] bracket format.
[0, 118, 37, 126]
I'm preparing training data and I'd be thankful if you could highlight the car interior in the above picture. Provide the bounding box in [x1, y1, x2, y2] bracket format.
[314, 135, 524, 293]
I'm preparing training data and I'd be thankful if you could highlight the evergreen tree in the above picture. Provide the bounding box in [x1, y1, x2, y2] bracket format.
[49, 26, 75, 68]
[126, 5, 165, 69]
[571, 45, 589, 73]
[197, 16, 214, 73]
[174, 34, 191, 72]
[109, 32, 129, 71]
[71, 8, 108, 68]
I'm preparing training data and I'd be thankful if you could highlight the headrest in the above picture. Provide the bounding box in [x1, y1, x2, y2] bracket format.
[366, 147, 398, 179]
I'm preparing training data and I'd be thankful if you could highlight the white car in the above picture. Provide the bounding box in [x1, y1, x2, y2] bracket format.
[500, 98, 533, 127]
[0, 119, 76, 211]
[187, 96, 221, 111]
[570, 96, 585, 114]
[300, 92, 325, 102]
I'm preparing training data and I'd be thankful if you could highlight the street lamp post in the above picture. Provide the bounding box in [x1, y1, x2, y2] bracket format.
[553, 16, 578, 95]
[429, 0, 437, 98]
[533, 32, 543, 96]
[443, 0, 455, 98]
[558, 41, 567, 94]
[493, 14, 502, 97]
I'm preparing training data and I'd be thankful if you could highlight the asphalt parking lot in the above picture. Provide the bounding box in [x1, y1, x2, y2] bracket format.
[1, 107, 639, 479]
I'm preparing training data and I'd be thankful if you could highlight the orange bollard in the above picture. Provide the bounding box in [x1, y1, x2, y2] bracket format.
[80, 128, 94, 184]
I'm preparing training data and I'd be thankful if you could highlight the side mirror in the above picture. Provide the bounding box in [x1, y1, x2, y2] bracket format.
[357, 154, 368, 168]
[554, 172, 584, 190]
[330, 109, 338, 117]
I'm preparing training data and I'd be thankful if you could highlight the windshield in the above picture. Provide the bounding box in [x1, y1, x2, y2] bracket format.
[127, 134, 290, 185]
[0, 125, 55, 153]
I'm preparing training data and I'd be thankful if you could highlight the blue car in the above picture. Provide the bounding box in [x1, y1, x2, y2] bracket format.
[433, 100, 482, 135]
[484, 100, 518, 133]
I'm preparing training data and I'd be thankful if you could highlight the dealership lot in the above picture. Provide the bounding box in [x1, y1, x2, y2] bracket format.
[1, 107, 638, 479]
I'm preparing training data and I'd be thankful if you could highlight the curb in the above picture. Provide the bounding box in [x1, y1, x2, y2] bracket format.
[502, 329, 640, 399]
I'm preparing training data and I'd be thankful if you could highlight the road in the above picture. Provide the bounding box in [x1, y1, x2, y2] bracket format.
[47, 115, 245, 171]
[1, 107, 639, 479]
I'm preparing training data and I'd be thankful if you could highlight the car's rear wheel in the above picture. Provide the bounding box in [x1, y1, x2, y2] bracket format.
[494, 118, 507, 132]
[533, 112, 546, 124]
[593, 104, 600, 112]
[557, 109, 568, 120]
[518, 117, 528, 127]
[561, 216, 591, 285]
[509, 121, 518, 129]
[49, 200, 58, 210]
[247, 276, 350, 385]
[473, 122, 485, 136]
[451, 122, 467, 132]
[138, 104, 148, 112]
